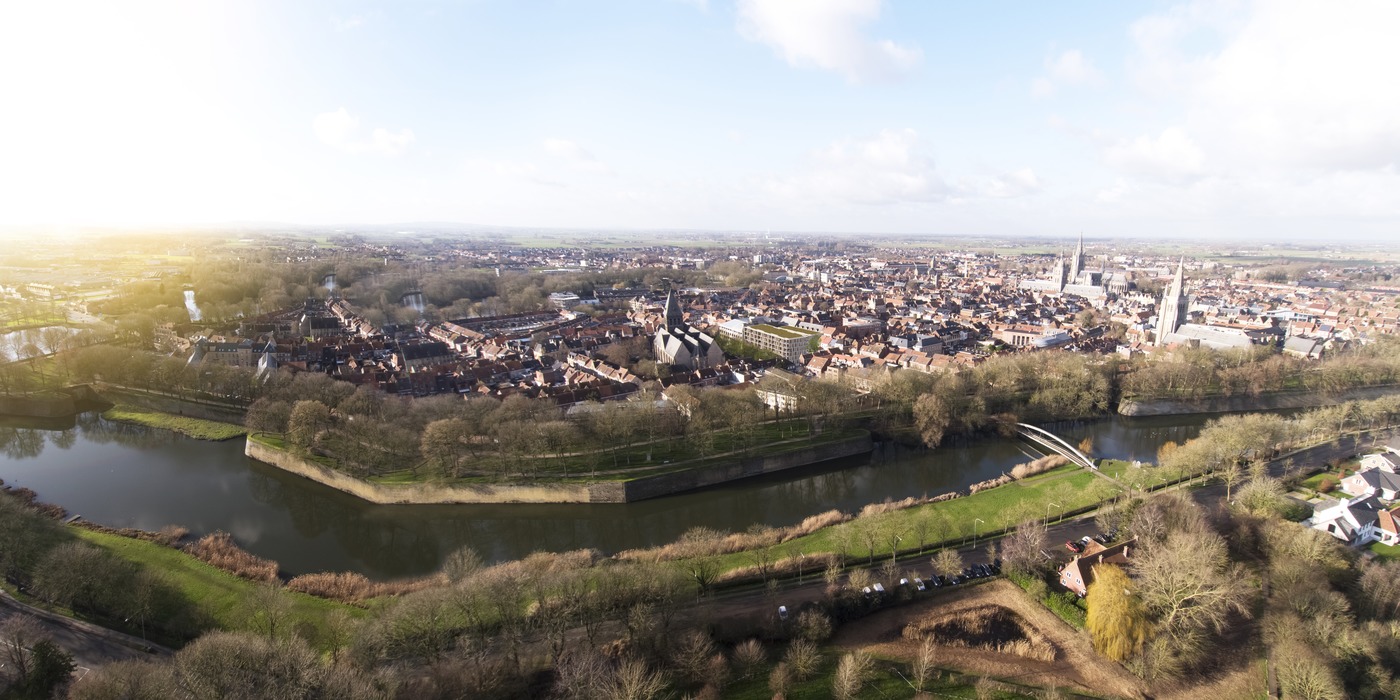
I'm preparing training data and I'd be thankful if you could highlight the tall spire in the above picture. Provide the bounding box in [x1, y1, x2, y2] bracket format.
[1069, 233, 1084, 284]
[663, 289, 683, 328]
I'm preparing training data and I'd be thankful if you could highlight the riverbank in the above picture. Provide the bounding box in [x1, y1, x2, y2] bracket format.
[246, 430, 874, 504]
[100, 404, 247, 441]
[1118, 384, 1400, 416]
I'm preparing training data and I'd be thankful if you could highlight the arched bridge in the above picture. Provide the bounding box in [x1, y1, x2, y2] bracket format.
[1014, 423, 1096, 470]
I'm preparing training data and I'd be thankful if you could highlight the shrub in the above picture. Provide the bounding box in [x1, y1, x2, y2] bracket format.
[1317, 476, 1339, 494]
[183, 532, 278, 582]
[286, 571, 445, 604]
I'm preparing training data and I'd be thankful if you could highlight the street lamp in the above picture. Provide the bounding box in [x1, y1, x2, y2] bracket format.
[973, 518, 985, 549]
[1046, 501, 1061, 525]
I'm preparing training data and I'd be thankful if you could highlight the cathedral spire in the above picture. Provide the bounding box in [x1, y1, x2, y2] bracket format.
[663, 289, 683, 328]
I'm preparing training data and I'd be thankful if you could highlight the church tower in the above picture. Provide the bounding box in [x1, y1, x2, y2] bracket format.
[1068, 233, 1085, 284]
[1155, 258, 1189, 346]
[663, 290, 683, 329]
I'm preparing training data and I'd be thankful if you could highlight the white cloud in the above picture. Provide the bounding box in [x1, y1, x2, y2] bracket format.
[1128, 1, 1400, 171]
[1031, 49, 1102, 97]
[542, 138, 611, 173]
[766, 129, 947, 204]
[1104, 127, 1205, 181]
[313, 108, 414, 156]
[737, 0, 921, 83]
[331, 15, 365, 32]
[976, 168, 1043, 198]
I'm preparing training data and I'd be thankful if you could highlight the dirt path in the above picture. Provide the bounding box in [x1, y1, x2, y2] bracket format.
[829, 579, 1148, 699]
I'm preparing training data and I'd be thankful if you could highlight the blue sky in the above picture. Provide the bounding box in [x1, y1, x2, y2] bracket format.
[1, 0, 1397, 241]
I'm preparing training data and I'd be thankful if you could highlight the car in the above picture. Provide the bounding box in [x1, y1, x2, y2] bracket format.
[777, 605, 788, 620]
[1066, 540, 1085, 553]
[976, 563, 992, 577]
[947, 575, 961, 585]
[913, 577, 926, 591]
[899, 577, 909, 587]
[872, 582, 886, 594]
[929, 575, 943, 588]
[862, 586, 873, 597]
[1079, 535, 1094, 546]
[1094, 533, 1111, 544]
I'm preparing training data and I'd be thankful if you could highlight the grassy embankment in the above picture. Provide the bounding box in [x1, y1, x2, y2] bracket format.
[278, 419, 871, 485]
[101, 403, 247, 441]
[73, 528, 366, 641]
[708, 466, 1120, 575]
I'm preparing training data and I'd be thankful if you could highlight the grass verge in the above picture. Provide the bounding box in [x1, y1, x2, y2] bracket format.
[75, 528, 364, 643]
[102, 404, 247, 441]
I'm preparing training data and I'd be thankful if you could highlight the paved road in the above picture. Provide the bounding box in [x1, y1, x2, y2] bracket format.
[0, 589, 169, 670]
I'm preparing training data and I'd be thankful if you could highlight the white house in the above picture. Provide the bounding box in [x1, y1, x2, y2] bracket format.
[1360, 449, 1400, 474]
[1309, 495, 1385, 545]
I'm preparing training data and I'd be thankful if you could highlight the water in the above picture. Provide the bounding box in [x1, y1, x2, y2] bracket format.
[0, 412, 1211, 580]
[0, 326, 79, 361]
[183, 290, 202, 322]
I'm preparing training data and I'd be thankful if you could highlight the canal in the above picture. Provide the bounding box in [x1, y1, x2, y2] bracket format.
[0, 411, 1212, 579]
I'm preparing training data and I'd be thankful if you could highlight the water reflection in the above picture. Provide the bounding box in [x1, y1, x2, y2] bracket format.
[0, 411, 1215, 580]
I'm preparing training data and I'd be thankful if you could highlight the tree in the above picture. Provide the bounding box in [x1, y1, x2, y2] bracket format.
[1133, 529, 1253, 637]
[831, 651, 874, 700]
[1001, 521, 1048, 575]
[1086, 564, 1148, 661]
[20, 640, 75, 699]
[285, 400, 332, 450]
[932, 548, 964, 579]
[913, 393, 952, 447]
[909, 637, 938, 693]
[173, 631, 325, 700]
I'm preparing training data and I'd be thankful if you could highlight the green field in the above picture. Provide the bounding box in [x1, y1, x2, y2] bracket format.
[75, 529, 364, 645]
[102, 404, 247, 441]
[711, 466, 1120, 574]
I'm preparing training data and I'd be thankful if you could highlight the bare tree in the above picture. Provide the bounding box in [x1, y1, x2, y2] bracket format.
[831, 651, 874, 700]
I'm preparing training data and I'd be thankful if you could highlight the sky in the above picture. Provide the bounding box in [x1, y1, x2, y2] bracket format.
[1, 0, 1397, 241]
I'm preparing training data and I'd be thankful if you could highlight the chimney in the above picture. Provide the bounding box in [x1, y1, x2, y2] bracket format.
[1124, 545, 1130, 559]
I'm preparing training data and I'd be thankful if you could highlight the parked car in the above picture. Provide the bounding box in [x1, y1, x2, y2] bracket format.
[899, 577, 909, 587]
[1079, 535, 1094, 546]
[1066, 539, 1085, 553]
[929, 575, 943, 588]
[777, 605, 788, 620]
[913, 577, 926, 591]
[872, 582, 886, 594]
[947, 575, 962, 585]
[1094, 533, 1111, 544]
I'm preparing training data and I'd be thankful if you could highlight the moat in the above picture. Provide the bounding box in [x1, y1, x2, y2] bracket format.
[0, 411, 1213, 579]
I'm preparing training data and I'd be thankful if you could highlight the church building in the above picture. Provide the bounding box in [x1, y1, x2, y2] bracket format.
[653, 291, 724, 370]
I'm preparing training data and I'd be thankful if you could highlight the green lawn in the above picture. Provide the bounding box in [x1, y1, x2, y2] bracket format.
[1370, 542, 1400, 561]
[75, 529, 364, 646]
[1097, 458, 1140, 479]
[102, 404, 247, 441]
[711, 467, 1121, 573]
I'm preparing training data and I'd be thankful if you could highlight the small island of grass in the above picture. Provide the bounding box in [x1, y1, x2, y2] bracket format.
[101, 404, 248, 441]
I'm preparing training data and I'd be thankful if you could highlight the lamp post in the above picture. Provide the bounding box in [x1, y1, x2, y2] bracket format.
[973, 518, 985, 550]
[1046, 501, 1061, 525]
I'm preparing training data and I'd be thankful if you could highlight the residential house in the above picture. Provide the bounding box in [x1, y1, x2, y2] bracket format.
[1309, 495, 1385, 545]
[1059, 538, 1136, 597]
